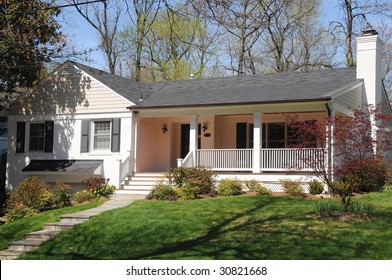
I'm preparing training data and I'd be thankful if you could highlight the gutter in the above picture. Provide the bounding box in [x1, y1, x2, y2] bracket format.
[127, 97, 332, 111]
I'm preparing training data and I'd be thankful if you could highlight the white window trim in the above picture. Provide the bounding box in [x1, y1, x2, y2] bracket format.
[91, 120, 112, 152]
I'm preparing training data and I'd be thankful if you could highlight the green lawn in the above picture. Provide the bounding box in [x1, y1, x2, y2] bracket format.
[19, 191, 392, 260]
[0, 202, 102, 251]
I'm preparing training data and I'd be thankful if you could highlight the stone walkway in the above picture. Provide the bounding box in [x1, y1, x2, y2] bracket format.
[0, 194, 145, 260]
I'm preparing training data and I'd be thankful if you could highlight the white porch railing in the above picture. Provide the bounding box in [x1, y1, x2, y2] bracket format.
[196, 149, 253, 171]
[261, 148, 324, 171]
[119, 155, 131, 182]
[177, 150, 194, 168]
[177, 148, 324, 172]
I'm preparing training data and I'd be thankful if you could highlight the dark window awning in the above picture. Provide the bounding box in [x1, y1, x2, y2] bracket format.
[22, 160, 103, 174]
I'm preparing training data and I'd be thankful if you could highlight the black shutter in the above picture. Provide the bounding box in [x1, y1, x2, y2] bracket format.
[16, 122, 26, 153]
[81, 119, 90, 152]
[236, 122, 247, 149]
[111, 118, 121, 152]
[44, 121, 54, 153]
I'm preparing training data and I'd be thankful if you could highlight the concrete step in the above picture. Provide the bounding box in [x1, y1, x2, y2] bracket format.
[0, 250, 21, 260]
[122, 185, 154, 191]
[123, 180, 158, 186]
[44, 221, 83, 231]
[133, 172, 165, 177]
[26, 230, 60, 241]
[126, 176, 167, 182]
[8, 239, 43, 252]
[60, 216, 91, 223]
[116, 189, 150, 195]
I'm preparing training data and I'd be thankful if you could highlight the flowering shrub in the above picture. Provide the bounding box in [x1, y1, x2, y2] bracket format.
[82, 177, 115, 198]
[92, 184, 116, 197]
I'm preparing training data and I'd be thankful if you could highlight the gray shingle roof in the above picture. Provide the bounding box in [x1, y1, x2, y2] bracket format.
[68, 61, 154, 104]
[22, 160, 103, 173]
[139, 68, 360, 108]
[66, 61, 360, 108]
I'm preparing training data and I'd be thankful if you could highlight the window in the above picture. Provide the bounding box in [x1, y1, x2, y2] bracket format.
[267, 123, 285, 148]
[93, 121, 111, 150]
[29, 123, 45, 151]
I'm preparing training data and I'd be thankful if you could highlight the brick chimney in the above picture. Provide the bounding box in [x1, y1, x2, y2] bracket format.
[356, 27, 383, 107]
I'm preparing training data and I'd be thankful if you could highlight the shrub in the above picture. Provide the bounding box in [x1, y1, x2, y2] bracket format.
[175, 183, 200, 200]
[6, 177, 54, 213]
[148, 182, 177, 201]
[339, 157, 388, 193]
[313, 200, 342, 217]
[5, 202, 39, 222]
[5, 177, 55, 221]
[253, 185, 272, 196]
[244, 179, 261, 192]
[308, 180, 324, 195]
[82, 177, 107, 193]
[383, 183, 392, 191]
[82, 177, 115, 198]
[165, 167, 216, 199]
[92, 184, 116, 197]
[73, 190, 97, 204]
[281, 179, 304, 197]
[53, 182, 72, 208]
[217, 179, 243, 196]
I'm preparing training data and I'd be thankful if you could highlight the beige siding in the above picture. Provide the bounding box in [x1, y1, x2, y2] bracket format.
[334, 86, 363, 115]
[10, 66, 133, 115]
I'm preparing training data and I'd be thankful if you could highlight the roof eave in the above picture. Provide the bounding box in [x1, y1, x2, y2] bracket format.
[127, 97, 333, 111]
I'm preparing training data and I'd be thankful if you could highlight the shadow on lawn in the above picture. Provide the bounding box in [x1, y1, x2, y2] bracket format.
[20, 194, 392, 260]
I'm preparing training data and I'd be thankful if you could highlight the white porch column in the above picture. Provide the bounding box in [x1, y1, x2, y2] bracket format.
[253, 112, 263, 173]
[189, 115, 199, 166]
[130, 111, 139, 174]
[326, 103, 335, 183]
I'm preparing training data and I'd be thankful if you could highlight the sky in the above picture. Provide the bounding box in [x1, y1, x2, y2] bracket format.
[55, 0, 384, 72]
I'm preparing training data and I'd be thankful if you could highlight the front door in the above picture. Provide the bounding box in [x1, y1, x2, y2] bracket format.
[181, 124, 190, 158]
[180, 124, 201, 159]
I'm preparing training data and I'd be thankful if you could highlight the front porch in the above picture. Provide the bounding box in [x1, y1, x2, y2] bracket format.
[130, 107, 330, 174]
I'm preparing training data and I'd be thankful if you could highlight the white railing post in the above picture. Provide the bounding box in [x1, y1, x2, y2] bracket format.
[177, 158, 183, 167]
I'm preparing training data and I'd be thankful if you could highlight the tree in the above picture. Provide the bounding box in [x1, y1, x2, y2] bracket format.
[333, 0, 392, 67]
[199, 0, 271, 76]
[0, 0, 64, 110]
[69, 0, 122, 74]
[260, 0, 335, 72]
[287, 105, 392, 211]
[124, 0, 162, 81]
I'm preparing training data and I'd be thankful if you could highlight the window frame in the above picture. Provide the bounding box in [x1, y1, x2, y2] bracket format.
[29, 122, 46, 152]
[92, 120, 112, 151]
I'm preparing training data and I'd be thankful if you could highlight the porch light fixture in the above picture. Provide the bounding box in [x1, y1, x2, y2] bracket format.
[162, 124, 168, 134]
[202, 123, 208, 133]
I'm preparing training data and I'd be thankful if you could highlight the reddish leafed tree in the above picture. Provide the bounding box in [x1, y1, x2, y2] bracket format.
[287, 104, 392, 210]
